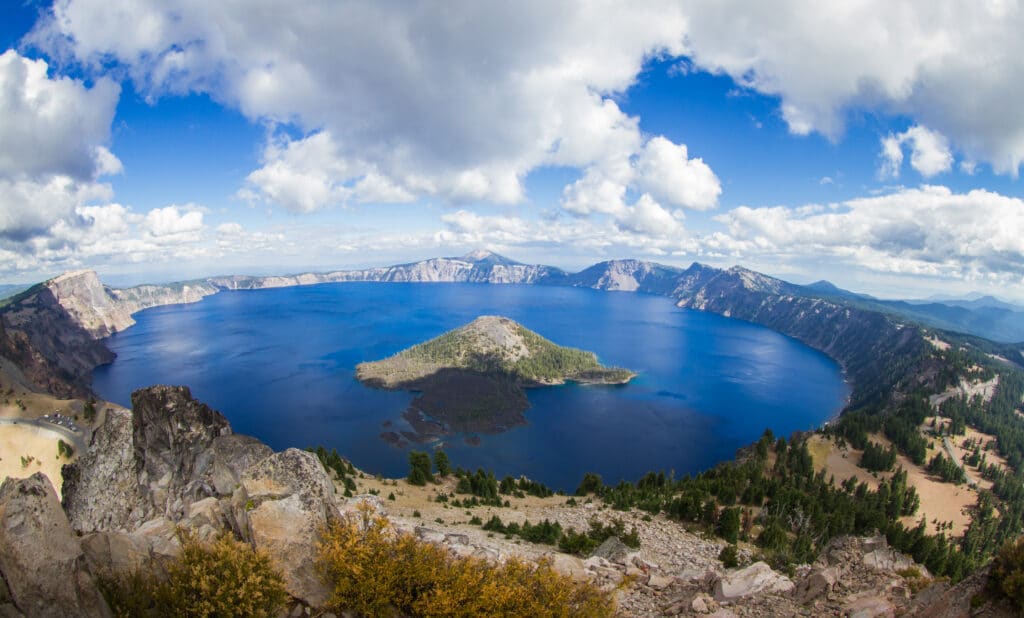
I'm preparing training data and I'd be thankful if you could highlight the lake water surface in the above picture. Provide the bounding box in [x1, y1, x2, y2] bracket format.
[92, 282, 849, 490]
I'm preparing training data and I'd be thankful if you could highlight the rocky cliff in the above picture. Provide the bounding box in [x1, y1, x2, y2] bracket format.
[564, 259, 684, 294]
[0, 278, 114, 397]
[62, 385, 339, 606]
[670, 264, 933, 408]
[45, 270, 136, 338]
[110, 280, 218, 315]
[207, 250, 564, 289]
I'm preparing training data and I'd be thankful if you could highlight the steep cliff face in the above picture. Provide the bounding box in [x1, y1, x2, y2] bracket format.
[0, 282, 114, 397]
[46, 270, 136, 338]
[336, 251, 564, 284]
[672, 265, 931, 408]
[111, 281, 219, 314]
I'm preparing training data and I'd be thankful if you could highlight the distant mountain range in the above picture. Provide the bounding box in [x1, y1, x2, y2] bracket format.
[1, 250, 1021, 405]
[803, 280, 1024, 343]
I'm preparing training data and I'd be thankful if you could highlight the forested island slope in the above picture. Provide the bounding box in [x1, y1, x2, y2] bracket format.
[356, 316, 634, 441]
[356, 315, 634, 388]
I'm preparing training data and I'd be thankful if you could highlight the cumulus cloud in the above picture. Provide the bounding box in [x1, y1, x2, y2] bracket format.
[0, 49, 123, 249]
[141, 205, 204, 240]
[677, 1, 1024, 174]
[634, 137, 720, 210]
[34, 0, 707, 211]
[0, 50, 120, 181]
[0, 175, 113, 241]
[561, 134, 720, 230]
[879, 125, 953, 178]
[617, 194, 685, 238]
[713, 185, 1024, 282]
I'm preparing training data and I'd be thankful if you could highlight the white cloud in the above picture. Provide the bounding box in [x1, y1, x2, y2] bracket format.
[675, 1, 1024, 174]
[713, 185, 1024, 283]
[879, 135, 904, 179]
[141, 205, 204, 239]
[560, 134, 719, 234]
[0, 49, 123, 249]
[242, 132, 349, 213]
[634, 137, 720, 211]
[879, 125, 953, 178]
[0, 175, 113, 241]
[216, 222, 243, 235]
[35, 0, 706, 211]
[617, 194, 685, 238]
[561, 171, 628, 217]
[0, 50, 120, 181]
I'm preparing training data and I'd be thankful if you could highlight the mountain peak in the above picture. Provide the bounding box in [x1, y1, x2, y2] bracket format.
[459, 249, 519, 265]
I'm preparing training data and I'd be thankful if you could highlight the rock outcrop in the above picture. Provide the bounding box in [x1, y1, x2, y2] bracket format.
[235, 449, 340, 606]
[110, 281, 218, 316]
[0, 473, 110, 617]
[130, 386, 232, 519]
[564, 259, 684, 294]
[62, 406, 147, 533]
[64, 386, 274, 532]
[713, 561, 795, 601]
[45, 271, 135, 338]
[62, 386, 339, 606]
[0, 282, 114, 397]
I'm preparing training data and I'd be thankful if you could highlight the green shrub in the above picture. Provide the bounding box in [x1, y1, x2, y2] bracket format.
[718, 545, 739, 568]
[991, 537, 1024, 610]
[408, 451, 434, 486]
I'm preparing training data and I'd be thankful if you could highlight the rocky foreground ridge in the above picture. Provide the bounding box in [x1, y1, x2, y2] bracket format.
[1, 385, 1012, 617]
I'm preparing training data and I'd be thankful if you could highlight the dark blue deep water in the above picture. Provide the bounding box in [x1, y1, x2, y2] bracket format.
[92, 282, 849, 490]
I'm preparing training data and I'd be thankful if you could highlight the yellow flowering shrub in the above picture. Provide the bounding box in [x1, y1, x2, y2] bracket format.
[317, 505, 616, 617]
[98, 532, 288, 618]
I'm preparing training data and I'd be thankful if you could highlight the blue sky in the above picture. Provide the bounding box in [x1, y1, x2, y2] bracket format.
[1, 1, 1023, 300]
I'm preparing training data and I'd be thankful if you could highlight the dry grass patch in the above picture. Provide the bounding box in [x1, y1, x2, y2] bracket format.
[0, 424, 74, 499]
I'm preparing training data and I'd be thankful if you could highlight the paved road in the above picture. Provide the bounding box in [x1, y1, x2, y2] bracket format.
[0, 417, 87, 453]
[942, 436, 977, 488]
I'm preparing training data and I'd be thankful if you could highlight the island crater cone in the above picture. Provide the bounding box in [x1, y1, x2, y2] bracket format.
[356, 315, 635, 444]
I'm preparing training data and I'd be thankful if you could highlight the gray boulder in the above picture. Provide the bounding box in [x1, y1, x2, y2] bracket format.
[795, 565, 840, 603]
[0, 474, 110, 617]
[713, 561, 794, 601]
[206, 434, 272, 496]
[237, 448, 339, 607]
[80, 531, 152, 575]
[589, 536, 631, 564]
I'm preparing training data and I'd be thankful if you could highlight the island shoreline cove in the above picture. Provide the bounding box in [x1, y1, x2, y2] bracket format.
[92, 281, 849, 490]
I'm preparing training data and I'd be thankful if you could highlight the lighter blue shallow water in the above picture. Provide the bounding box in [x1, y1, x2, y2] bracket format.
[92, 282, 848, 491]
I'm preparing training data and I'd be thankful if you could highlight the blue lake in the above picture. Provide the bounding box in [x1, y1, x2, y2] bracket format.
[92, 282, 849, 491]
